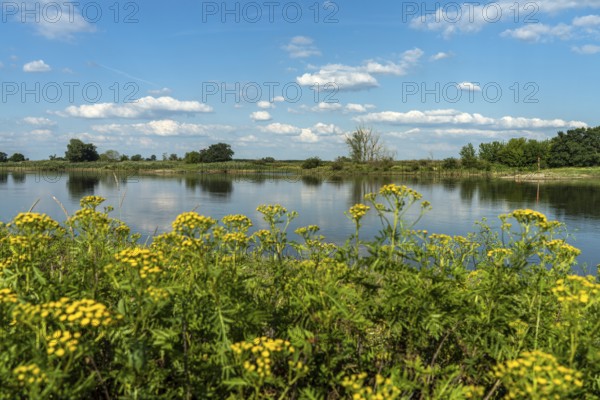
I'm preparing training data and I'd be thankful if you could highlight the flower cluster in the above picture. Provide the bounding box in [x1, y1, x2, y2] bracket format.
[493, 350, 583, 398]
[341, 373, 400, 400]
[256, 204, 288, 217]
[379, 184, 422, 201]
[295, 225, 320, 236]
[545, 239, 582, 257]
[146, 286, 169, 302]
[80, 195, 106, 209]
[221, 232, 249, 246]
[172, 212, 216, 235]
[348, 204, 370, 221]
[9, 212, 62, 234]
[13, 364, 47, 386]
[487, 248, 513, 259]
[553, 275, 599, 306]
[112, 248, 165, 279]
[0, 287, 18, 303]
[68, 208, 110, 227]
[509, 209, 547, 224]
[47, 330, 81, 357]
[221, 214, 253, 231]
[13, 297, 118, 327]
[231, 337, 298, 379]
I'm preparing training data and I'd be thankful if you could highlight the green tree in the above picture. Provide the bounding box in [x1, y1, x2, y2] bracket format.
[8, 153, 26, 162]
[184, 151, 202, 164]
[130, 154, 143, 162]
[0, 152, 7, 162]
[301, 156, 322, 169]
[169, 153, 179, 161]
[65, 139, 100, 162]
[459, 143, 478, 168]
[345, 127, 390, 163]
[549, 127, 600, 167]
[198, 143, 234, 163]
[498, 138, 528, 167]
[478, 141, 505, 164]
[99, 150, 121, 162]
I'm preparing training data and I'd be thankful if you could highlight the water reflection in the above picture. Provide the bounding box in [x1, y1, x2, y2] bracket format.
[12, 173, 26, 184]
[0, 172, 7, 184]
[184, 175, 233, 198]
[66, 174, 100, 198]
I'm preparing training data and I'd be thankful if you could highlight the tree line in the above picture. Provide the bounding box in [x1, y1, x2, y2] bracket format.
[458, 126, 600, 169]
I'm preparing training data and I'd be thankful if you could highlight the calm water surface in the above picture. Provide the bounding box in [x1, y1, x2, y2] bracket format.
[1, 171, 599, 271]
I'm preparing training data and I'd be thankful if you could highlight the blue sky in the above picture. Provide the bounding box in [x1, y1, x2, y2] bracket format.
[1, 0, 599, 160]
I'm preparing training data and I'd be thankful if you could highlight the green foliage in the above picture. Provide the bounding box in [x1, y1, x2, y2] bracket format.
[184, 151, 202, 164]
[261, 157, 275, 163]
[130, 154, 143, 162]
[478, 141, 505, 164]
[65, 139, 99, 163]
[549, 127, 600, 167]
[0, 152, 7, 163]
[199, 143, 234, 163]
[301, 157, 322, 169]
[459, 143, 478, 168]
[99, 150, 121, 162]
[0, 185, 598, 398]
[8, 153, 26, 162]
[442, 157, 459, 169]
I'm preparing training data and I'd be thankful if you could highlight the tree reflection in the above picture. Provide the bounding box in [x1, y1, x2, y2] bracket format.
[11, 173, 26, 184]
[185, 175, 233, 198]
[66, 173, 100, 199]
[0, 172, 7, 184]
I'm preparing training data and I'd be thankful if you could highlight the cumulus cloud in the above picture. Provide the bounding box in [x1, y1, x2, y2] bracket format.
[296, 129, 319, 143]
[92, 120, 234, 137]
[250, 111, 272, 121]
[430, 52, 451, 61]
[257, 100, 274, 109]
[58, 96, 213, 119]
[457, 82, 481, 91]
[572, 44, 600, 54]
[23, 60, 51, 72]
[573, 14, 600, 26]
[354, 109, 587, 130]
[296, 48, 423, 91]
[17, 0, 96, 40]
[148, 87, 172, 95]
[501, 23, 572, 42]
[311, 122, 343, 135]
[258, 123, 301, 135]
[23, 117, 56, 126]
[282, 36, 321, 58]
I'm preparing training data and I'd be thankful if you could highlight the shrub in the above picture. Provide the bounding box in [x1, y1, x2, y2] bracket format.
[301, 156, 322, 169]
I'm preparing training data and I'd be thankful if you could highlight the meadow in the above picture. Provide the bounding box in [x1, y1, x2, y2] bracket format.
[0, 183, 598, 399]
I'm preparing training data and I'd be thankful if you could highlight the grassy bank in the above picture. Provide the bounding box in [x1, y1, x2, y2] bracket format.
[0, 184, 598, 399]
[4, 158, 594, 179]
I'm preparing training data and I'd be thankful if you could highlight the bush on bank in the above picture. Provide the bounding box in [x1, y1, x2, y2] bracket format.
[0, 184, 597, 399]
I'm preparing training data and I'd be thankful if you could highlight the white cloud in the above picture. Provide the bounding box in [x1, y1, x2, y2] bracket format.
[387, 128, 421, 138]
[24, 1, 96, 40]
[272, 96, 285, 102]
[573, 14, 600, 26]
[282, 36, 321, 58]
[92, 120, 234, 137]
[250, 111, 272, 121]
[296, 48, 423, 91]
[23, 60, 51, 72]
[59, 96, 212, 119]
[457, 82, 481, 91]
[296, 129, 319, 143]
[148, 87, 172, 95]
[572, 44, 600, 54]
[430, 52, 451, 61]
[23, 117, 56, 126]
[257, 100, 274, 109]
[345, 103, 368, 113]
[312, 122, 343, 135]
[29, 129, 53, 137]
[501, 23, 572, 42]
[258, 123, 301, 135]
[355, 109, 587, 130]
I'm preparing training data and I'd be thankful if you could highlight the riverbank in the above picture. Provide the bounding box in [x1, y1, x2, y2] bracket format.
[1, 160, 600, 179]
